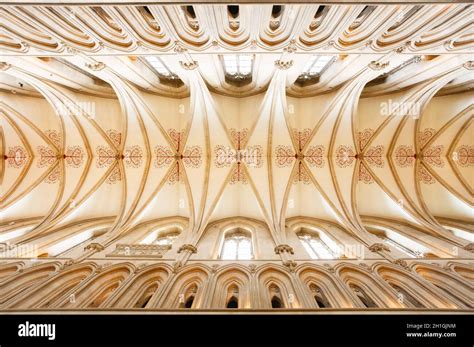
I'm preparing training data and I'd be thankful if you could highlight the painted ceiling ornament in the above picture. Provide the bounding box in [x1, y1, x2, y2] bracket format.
[293, 128, 311, 151]
[37, 146, 58, 168]
[357, 128, 374, 150]
[229, 128, 248, 149]
[418, 128, 436, 148]
[154, 145, 174, 168]
[275, 59, 293, 70]
[275, 145, 295, 168]
[106, 129, 122, 147]
[96, 146, 117, 168]
[182, 146, 202, 168]
[394, 145, 416, 168]
[168, 129, 185, 151]
[45, 129, 62, 149]
[335, 145, 356, 168]
[293, 161, 311, 185]
[64, 146, 84, 168]
[44, 165, 61, 184]
[423, 145, 444, 168]
[167, 163, 183, 185]
[364, 145, 385, 168]
[305, 145, 325, 168]
[455, 145, 474, 167]
[417, 165, 435, 184]
[106, 165, 122, 184]
[229, 164, 248, 185]
[358, 164, 374, 184]
[216, 128, 262, 184]
[179, 60, 199, 70]
[85, 61, 106, 71]
[368, 60, 389, 70]
[124, 145, 143, 168]
[6, 146, 28, 168]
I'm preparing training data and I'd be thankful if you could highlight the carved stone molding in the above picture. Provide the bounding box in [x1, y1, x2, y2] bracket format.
[368, 61, 390, 70]
[284, 39, 297, 53]
[394, 259, 410, 270]
[108, 244, 171, 258]
[172, 260, 182, 273]
[274, 244, 294, 255]
[394, 41, 411, 53]
[323, 263, 335, 273]
[94, 263, 111, 274]
[211, 264, 219, 273]
[84, 243, 105, 252]
[174, 41, 188, 54]
[179, 60, 199, 70]
[283, 260, 297, 272]
[369, 243, 390, 253]
[177, 244, 197, 254]
[463, 61, 473, 70]
[61, 259, 75, 269]
[463, 243, 474, 252]
[21, 41, 30, 51]
[66, 46, 79, 55]
[248, 264, 257, 273]
[85, 62, 105, 71]
[274, 60, 293, 70]
[134, 263, 149, 273]
[0, 62, 12, 71]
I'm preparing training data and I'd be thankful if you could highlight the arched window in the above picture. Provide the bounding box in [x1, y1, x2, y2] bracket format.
[367, 227, 428, 258]
[87, 282, 120, 308]
[297, 231, 336, 259]
[220, 230, 253, 260]
[349, 284, 378, 308]
[221, 55, 253, 87]
[269, 285, 284, 309]
[54, 227, 107, 257]
[226, 286, 239, 309]
[310, 284, 331, 308]
[134, 283, 159, 308]
[154, 231, 179, 246]
[444, 226, 474, 243]
[179, 285, 197, 309]
[141, 228, 180, 247]
[389, 283, 424, 308]
[184, 296, 194, 308]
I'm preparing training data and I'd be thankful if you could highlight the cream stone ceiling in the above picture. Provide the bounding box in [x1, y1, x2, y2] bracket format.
[0, 3, 473, 255]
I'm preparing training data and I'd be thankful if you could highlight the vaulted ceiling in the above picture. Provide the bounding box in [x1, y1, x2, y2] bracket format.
[0, 3, 473, 254]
